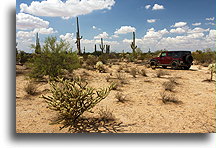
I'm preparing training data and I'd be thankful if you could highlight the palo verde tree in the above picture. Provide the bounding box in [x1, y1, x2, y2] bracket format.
[29, 36, 80, 79]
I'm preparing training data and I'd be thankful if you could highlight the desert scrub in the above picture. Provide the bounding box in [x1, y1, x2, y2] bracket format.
[115, 73, 127, 84]
[160, 92, 182, 104]
[115, 92, 127, 103]
[130, 68, 138, 78]
[24, 81, 37, 95]
[163, 81, 175, 92]
[29, 36, 80, 79]
[139, 69, 147, 77]
[156, 70, 168, 78]
[42, 77, 112, 131]
[98, 107, 115, 123]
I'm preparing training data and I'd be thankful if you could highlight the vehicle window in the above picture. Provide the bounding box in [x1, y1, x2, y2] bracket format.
[160, 53, 166, 57]
[167, 52, 173, 57]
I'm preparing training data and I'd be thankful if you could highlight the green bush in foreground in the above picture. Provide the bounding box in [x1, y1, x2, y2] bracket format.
[42, 77, 112, 131]
[29, 36, 80, 79]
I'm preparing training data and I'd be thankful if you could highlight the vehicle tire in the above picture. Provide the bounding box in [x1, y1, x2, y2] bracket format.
[162, 66, 167, 69]
[183, 65, 191, 70]
[150, 61, 157, 69]
[171, 61, 179, 69]
[185, 55, 193, 64]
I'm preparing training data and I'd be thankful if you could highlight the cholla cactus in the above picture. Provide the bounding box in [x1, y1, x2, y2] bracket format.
[42, 77, 112, 131]
[95, 61, 105, 72]
[208, 63, 215, 80]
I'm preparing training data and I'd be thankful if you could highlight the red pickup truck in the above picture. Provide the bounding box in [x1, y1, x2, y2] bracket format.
[150, 51, 193, 70]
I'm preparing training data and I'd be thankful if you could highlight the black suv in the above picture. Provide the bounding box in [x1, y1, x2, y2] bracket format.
[150, 51, 193, 70]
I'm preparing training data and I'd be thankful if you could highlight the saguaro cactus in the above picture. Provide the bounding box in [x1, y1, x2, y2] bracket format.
[100, 38, 105, 53]
[83, 47, 86, 54]
[106, 45, 110, 54]
[35, 32, 41, 54]
[130, 32, 137, 54]
[75, 17, 82, 55]
[94, 44, 97, 52]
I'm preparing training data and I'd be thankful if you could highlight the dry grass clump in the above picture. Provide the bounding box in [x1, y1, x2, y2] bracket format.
[139, 69, 147, 77]
[105, 75, 111, 82]
[115, 92, 127, 103]
[24, 81, 37, 95]
[156, 70, 168, 78]
[169, 77, 179, 85]
[163, 81, 175, 92]
[160, 92, 182, 104]
[98, 107, 116, 123]
[115, 73, 127, 84]
[130, 68, 138, 78]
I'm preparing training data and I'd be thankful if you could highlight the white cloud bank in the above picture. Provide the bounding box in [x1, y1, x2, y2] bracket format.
[94, 32, 109, 39]
[20, 0, 115, 19]
[145, 5, 151, 9]
[16, 13, 49, 30]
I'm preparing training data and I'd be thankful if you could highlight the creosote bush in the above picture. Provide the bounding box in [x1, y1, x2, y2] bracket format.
[24, 81, 37, 95]
[42, 77, 112, 131]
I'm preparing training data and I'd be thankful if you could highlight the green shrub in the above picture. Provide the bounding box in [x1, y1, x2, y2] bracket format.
[192, 49, 215, 64]
[42, 77, 112, 131]
[29, 36, 80, 79]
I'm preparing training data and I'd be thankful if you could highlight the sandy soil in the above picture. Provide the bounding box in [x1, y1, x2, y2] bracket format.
[16, 63, 216, 133]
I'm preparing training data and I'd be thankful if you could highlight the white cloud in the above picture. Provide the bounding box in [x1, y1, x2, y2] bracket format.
[33, 27, 57, 34]
[170, 28, 186, 34]
[152, 4, 164, 10]
[114, 26, 136, 34]
[16, 13, 49, 30]
[172, 22, 187, 27]
[206, 17, 215, 21]
[205, 22, 215, 26]
[94, 32, 109, 39]
[92, 26, 96, 29]
[143, 28, 168, 40]
[145, 5, 151, 9]
[192, 22, 201, 26]
[147, 19, 157, 23]
[20, 0, 115, 19]
[112, 34, 119, 38]
[188, 27, 209, 34]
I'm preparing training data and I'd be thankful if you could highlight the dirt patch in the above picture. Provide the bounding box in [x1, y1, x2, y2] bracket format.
[16, 64, 215, 133]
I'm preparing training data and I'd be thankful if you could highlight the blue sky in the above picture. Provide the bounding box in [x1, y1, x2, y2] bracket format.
[16, 0, 216, 53]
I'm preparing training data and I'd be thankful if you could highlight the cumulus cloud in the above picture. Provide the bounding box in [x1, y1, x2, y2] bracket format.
[143, 28, 169, 40]
[206, 17, 215, 21]
[170, 28, 186, 34]
[92, 26, 97, 29]
[16, 13, 49, 30]
[147, 19, 157, 23]
[145, 5, 151, 9]
[172, 22, 187, 27]
[152, 4, 164, 10]
[188, 27, 209, 34]
[114, 26, 136, 34]
[20, 0, 115, 19]
[192, 22, 201, 26]
[94, 32, 109, 39]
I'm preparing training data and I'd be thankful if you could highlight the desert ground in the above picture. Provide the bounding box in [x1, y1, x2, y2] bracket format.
[16, 62, 215, 133]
